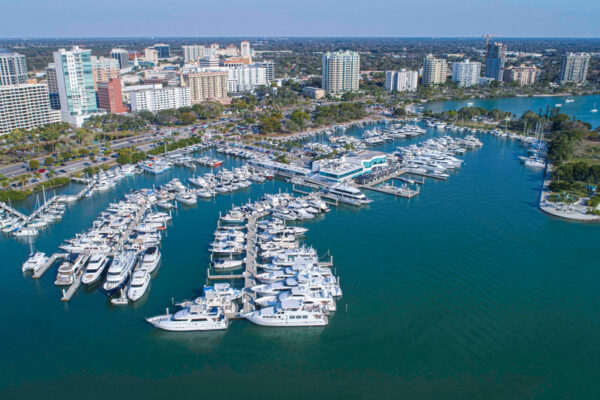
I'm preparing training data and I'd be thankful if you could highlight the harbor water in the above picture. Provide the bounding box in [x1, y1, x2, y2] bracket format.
[1, 100, 600, 399]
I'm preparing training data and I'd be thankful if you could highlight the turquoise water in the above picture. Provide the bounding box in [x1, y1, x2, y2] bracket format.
[423, 94, 600, 129]
[2, 104, 600, 399]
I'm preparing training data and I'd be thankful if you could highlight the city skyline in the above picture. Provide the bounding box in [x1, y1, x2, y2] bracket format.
[1, 0, 599, 38]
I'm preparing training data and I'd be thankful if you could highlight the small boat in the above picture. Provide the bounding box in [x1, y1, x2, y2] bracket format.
[213, 259, 243, 270]
[592, 103, 598, 113]
[175, 193, 197, 205]
[111, 288, 129, 305]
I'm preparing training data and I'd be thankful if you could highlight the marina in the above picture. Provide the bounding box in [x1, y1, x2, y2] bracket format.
[2, 110, 600, 399]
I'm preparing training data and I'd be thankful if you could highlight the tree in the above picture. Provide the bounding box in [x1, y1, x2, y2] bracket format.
[44, 156, 54, 166]
[29, 159, 40, 171]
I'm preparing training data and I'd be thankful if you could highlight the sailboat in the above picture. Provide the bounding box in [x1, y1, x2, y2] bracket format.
[591, 103, 598, 113]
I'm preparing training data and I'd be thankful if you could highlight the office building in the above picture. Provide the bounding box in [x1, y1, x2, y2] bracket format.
[321, 51, 360, 94]
[422, 55, 448, 85]
[452, 60, 482, 87]
[110, 48, 130, 69]
[130, 86, 190, 112]
[180, 70, 229, 103]
[53, 46, 99, 127]
[91, 56, 119, 90]
[559, 53, 591, 84]
[153, 44, 170, 59]
[198, 55, 219, 68]
[45, 64, 61, 110]
[504, 65, 539, 86]
[226, 65, 267, 93]
[183, 45, 205, 62]
[0, 49, 28, 86]
[255, 60, 275, 82]
[96, 78, 127, 114]
[385, 69, 418, 92]
[485, 42, 507, 81]
[240, 41, 251, 58]
[143, 48, 159, 65]
[0, 84, 61, 135]
[302, 86, 326, 99]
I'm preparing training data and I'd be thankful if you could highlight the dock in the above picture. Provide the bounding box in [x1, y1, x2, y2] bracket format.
[0, 201, 27, 221]
[61, 254, 89, 301]
[33, 253, 68, 279]
[360, 184, 420, 198]
[242, 214, 259, 313]
[356, 167, 407, 187]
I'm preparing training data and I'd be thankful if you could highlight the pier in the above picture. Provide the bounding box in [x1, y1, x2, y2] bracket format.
[0, 201, 27, 221]
[33, 253, 68, 278]
[61, 254, 89, 301]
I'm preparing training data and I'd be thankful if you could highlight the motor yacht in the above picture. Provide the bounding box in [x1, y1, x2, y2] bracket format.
[22, 252, 48, 273]
[127, 269, 151, 301]
[102, 250, 137, 293]
[146, 304, 229, 331]
[244, 300, 328, 327]
[323, 184, 371, 206]
[82, 254, 109, 285]
[139, 246, 161, 273]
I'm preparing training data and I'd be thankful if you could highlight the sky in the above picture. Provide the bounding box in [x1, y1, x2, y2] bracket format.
[0, 0, 599, 38]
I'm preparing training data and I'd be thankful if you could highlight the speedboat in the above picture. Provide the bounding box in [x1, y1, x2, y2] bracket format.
[175, 193, 197, 205]
[213, 259, 243, 270]
[127, 269, 151, 301]
[82, 254, 109, 285]
[22, 252, 48, 273]
[146, 304, 229, 331]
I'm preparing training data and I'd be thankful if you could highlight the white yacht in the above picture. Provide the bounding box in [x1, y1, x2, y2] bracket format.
[213, 259, 243, 270]
[82, 254, 109, 285]
[323, 184, 371, 206]
[139, 160, 170, 174]
[139, 246, 161, 273]
[175, 193, 197, 205]
[102, 250, 137, 293]
[22, 252, 48, 273]
[146, 304, 229, 331]
[54, 254, 87, 286]
[127, 269, 151, 301]
[244, 300, 328, 327]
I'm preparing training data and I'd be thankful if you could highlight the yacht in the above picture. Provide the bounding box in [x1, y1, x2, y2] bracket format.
[213, 259, 243, 270]
[127, 269, 151, 301]
[13, 227, 39, 237]
[146, 304, 229, 331]
[140, 160, 170, 174]
[139, 246, 161, 273]
[175, 193, 197, 205]
[102, 250, 137, 293]
[323, 184, 371, 206]
[54, 254, 87, 286]
[22, 252, 48, 273]
[82, 254, 109, 285]
[244, 300, 328, 327]
[592, 103, 598, 113]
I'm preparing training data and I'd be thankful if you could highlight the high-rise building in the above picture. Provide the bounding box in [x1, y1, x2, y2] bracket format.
[504, 65, 539, 86]
[143, 48, 159, 65]
[45, 64, 61, 110]
[180, 71, 229, 104]
[153, 44, 170, 59]
[422, 54, 448, 85]
[183, 45, 205, 62]
[452, 60, 482, 87]
[559, 53, 591, 84]
[226, 65, 267, 93]
[485, 42, 507, 81]
[255, 60, 275, 82]
[96, 78, 127, 114]
[130, 86, 191, 112]
[53, 46, 99, 126]
[240, 41, 251, 61]
[321, 51, 360, 94]
[110, 49, 130, 69]
[0, 49, 28, 86]
[91, 56, 119, 90]
[0, 84, 61, 135]
[198, 55, 220, 68]
[385, 69, 418, 92]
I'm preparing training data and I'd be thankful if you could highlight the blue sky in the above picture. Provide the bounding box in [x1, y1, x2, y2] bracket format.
[1, 0, 598, 38]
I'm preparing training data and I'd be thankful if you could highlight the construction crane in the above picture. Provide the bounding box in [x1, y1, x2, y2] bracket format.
[482, 34, 499, 47]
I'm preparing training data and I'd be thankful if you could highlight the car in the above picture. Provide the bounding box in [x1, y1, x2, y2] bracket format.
[37, 169, 46, 173]
[57, 169, 66, 174]
[83, 162, 91, 166]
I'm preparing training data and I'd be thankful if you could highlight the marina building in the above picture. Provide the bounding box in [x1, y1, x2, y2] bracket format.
[385, 69, 418, 92]
[452, 60, 482, 87]
[248, 158, 312, 177]
[312, 151, 387, 183]
[179, 70, 229, 103]
[96, 78, 127, 114]
[504, 65, 539, 86]
[559, 53, 590, 84]
[485, 42, 506, 81]
[321, 51, 360, 94]
[0, 50, 28, 86]
[45, 64, 61, 110]
[53, 46, 99, 127]
[183, 45, 205, 62]
[130, 86, 191, 112]
[0, 84, 61, 135]
[110, 48, 130, 69]
[422, 55, 448, 85]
